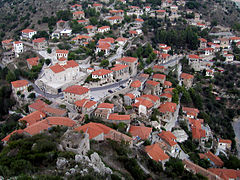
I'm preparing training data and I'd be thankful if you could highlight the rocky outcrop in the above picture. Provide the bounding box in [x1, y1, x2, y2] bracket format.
[56, 157, 68, 170]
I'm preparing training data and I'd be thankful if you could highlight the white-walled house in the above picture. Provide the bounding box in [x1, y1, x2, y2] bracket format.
[11, 80, 29, 97]
[91, 69, 113, 83]
[13, 41, 24, 57]
[98, 26, 110, 33]
[21, 29, 37, 39]
[56, 49, 69, 59]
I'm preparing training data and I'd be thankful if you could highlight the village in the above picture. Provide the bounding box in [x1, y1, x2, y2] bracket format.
[1, 0, 240, 179]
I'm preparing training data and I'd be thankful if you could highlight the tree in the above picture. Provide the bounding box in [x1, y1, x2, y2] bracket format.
[27, 93, 36, 99]
[27, 86, 34, 92]
[45, 59, 51, 65]
[47, 48, 52, 54]
[6, 71, 16, 82]
[100, 60, 109, 67]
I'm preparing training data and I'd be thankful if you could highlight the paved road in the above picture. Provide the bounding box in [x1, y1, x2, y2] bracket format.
[232, 119, 240, 158]
[90, 79, 129, 91]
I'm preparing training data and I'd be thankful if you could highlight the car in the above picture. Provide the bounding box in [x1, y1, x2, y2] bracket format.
[108, 90, 113, 93]
[90, 97, 95, 100]
[120, 85, 125, 89]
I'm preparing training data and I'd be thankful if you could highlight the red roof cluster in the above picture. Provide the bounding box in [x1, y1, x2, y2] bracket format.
[200, 151, 224, 167]
[158, 131, 177, 147]
[63, 85, 89, 95]
[159, 102, 177, 113]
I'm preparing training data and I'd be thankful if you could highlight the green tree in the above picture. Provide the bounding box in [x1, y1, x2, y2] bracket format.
[6, 71, 16, 82]
[47, 48, 52, 54]
[27, 93, 36, 99]
[100, 59, 109, 67]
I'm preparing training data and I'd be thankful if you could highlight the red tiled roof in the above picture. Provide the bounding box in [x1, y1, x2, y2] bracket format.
[29, 99, 48, 111]
[219, 139, 232, 144]
[99, 37, 115, 44]
[182, 107, 199, 115]
[145, 143, 169, 161]
[75, 122, 112, 139]
[24, 121, 50, 136]
[146, 80, 160, 86]
[57, 20, 66, 23]
[163, 88, 175, 93]
[135, 18, 144, 22]
[32, 38, 46, 43]
[111, 64, 128, 71]
[188, 54, 200, 59]
[156, 9, 166, 13]
[164, 81, 172, 87]
[181, 73, 194, 79]
[56, 49, 69, 54]
[153, 65, 165, 70]
[93, 3, 102, 7]
[45, 117, 76, 127]
[201, 151, 224, 167]
[108, 16, 122, 20]
[49, 63, 65, 73]
[73, 11, 84, 15]
[19, 111, 46, 126]
[77, 20, 87, 23]
[153, 73, 166, 80]
[2, 39, 13, 44]
[140, 73, 149, 78]
[97, 42, 111, 50]
[98, 103, 114, 109]
[11, 80, 29, 88]
[22, 29, 36, 33]
[160, 93, 172, 98]
[75, 99, 97, 109]
[159, 102, 177, 113]
[199, 38, 207, 42]
[116, 37, 128, 42]
[204, 47, 214, 51]
[129, 30, 137, 34]
[75, 99, 89, 107]
[158, 131, 177, 146]
[119, 57, 137, 63]
[92, 69, 112, 76]
[14, 41, 22, 44]
[141, 94, 160, 102]
[108, 113, 130, 121]
[133, 98, 154, 109]
[27, 57, 39, 66]
[129, 125, 152, 140]
[1, 129, 24, 142]
[98, 26, 110, 30]
[42, 107, 67, 116]
[63, 85, 89, 95]
[72, 35, 90, 40]
[208, 168, 240, 180]
[71, 4, 82, 8]
[125, 93, 135, 99]
[84, 100, 97, 109]
[58, 57, 67, 61]
[109, 10, 124, 13]
[130, 80, 141, 88]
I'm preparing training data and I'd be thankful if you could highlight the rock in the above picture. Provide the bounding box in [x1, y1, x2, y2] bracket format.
[65, 172, 71, 176]
[75, 154, 90, 163]
[70, 168, 76, 174]
[75, 165, 78, 169]
[90, 152, 101, 164]
[56, 157, 68, 169]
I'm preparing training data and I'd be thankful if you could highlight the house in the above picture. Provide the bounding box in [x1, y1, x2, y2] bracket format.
[160, 93, 172, 102]
[96, 42, 111, 56]
[98, 26, 110, 33]
[183, 160, 222, 180]
[11, 80, 29, 97]
[153, 65, 166, 73]
[117, 57, 138, 77]
[23, 120, 51, 136]
[106, 113, 131, 124]
[158, 102, 177, 126]
[124, 91, 141, 106]
[97, 103, 114, 113]
[158, 131, 177, 153]
[188, 54, 202, 71]
[206, 69, 214, 78]
[199, 38, 207, 49]
[156, 10, 166, 18]
[180, 73, 194, 88]
[107, 16, 123, 25]
[32, 38, 47, 50]
[203, 48, 214, 56]
[63, 85, 90, 103]
[72, 35, 91, 45]
[224, 54, 234, 62]
[132, 98, 154, 116]
[145, 143, 169, 164]
[140, 94, 160, 108]
[208, 168, 240, 180]
[91, 69, 113, 84]
[152, 73, 166, 84]
[130, 80, 142, 91]
[44, 117, 76, 127]
[163, 88, 175, 94]
[189, 118, 206, 143]
[13, 41, 24, 57]
[60, 29, 72, 38]
[219, 38, 230, 49]
[162, 0, 173, 7]
[71, 4, 82, 11]
[1, 39, 13, 50]
[28, 99, 48, 112]
[21, 29, 37, 39]
[115, 37, 128, 46]
[75, 122, 133, 147]
[129, 125, 152, 141]
[111, 64, 129, 80]
[27, 56, 40, 69]
[56, 20, 68, 29]
[92, 3, 103, 11]
[163, 81, 172, 88]
[73, 11, 85, 20]
[182, 107, 199, 119]
[56, 49, 69, 59]
[18, 111, 46, 126]
[109, 9, 124, 16]
[41, 107, 67, 117]
[217, 139, 232, 151]
[77, 19, 88, 25]
[75, 99, 98, 116]
[144, 80, 161, 95]
[127, 6, 143, 17]
[199, 151, 224, 167]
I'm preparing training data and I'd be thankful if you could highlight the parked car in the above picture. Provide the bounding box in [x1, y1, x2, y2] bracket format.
[120, 85, 125, 89]
[108, 90, 113, 93]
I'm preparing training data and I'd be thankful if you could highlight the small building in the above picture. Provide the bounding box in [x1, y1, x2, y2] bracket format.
[199, 151, 224, 167]
[111, 64, 129, 80]
[18, 111, 46, 126]
[144, 80, 161, 95]
[129, 125, 152, 141]
[32, 38, 48, 50]
[158, 131, 177, 153]
[180, 73, 194, 89]
[21, 29, 37, 39]
[13, 41, 24, 57]
[56, 49, 69, 60]
[73, 11, 85, 20]
[26, 57, 39, 69]
[152, 73, 166, 84]
[98, 26, 110, 33]
[107, 16, 123, 25]
[75, 99, 98, 116]
[217, 139, 232, 151]
[11, 80, 29, 97]
[1, 39, 13, 50]
[63, 85, 90, 104]
[145, 143, 169, 164]
[107, 113, 131, 124]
